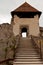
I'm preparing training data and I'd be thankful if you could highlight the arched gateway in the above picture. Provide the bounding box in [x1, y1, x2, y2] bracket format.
[11, 2, 42, 37]
[20, 25, 28, 37]
[21, 27, 27, 37]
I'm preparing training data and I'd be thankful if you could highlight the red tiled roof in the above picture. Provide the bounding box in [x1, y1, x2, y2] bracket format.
[12, 2, 40, 12]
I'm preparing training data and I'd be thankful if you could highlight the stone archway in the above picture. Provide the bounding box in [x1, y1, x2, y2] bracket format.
[20, 25, 28, 37]
[21, 27, 27, 37]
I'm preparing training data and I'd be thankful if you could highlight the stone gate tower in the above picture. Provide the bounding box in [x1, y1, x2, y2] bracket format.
[11, 2, 41, 37]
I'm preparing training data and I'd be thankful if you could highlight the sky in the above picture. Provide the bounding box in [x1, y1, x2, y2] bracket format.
[0, 0, 43, 27]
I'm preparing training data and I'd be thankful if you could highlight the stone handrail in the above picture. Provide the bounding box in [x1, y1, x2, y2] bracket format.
[31, 35, 42, 59]
[15, 35, 20, 49]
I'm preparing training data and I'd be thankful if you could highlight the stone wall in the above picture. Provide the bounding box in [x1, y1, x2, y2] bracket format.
[0, 23, 15, 61]
[0, 23, 13, 40]
[12, 15, 40, 36]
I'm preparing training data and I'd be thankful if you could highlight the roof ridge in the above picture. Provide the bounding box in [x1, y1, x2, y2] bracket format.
[11, 2, 40, 12]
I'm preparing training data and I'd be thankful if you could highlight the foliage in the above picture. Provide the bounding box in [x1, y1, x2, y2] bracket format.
[4, 35, 16, 59]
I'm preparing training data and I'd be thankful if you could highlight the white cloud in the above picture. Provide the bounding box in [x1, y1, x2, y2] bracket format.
[0, 15, 11, 24]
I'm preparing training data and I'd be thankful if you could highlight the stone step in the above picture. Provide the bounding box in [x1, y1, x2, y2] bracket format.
[17, 50, 38, 52]
[16, 55, 40, 57]
[16, 54, 39, 56]
[13, 61, 43, 64]
[16, 51, 37, 53]
[16, 51, 38, 54]
[15, 56, 40, 59]
[17, 50, 37, 52]
[18, 50, 36, 53]
[13, 63, 43, 65]
[16, 53, 38, 55]
[17, 48, 38, 50]
[18, 47, 35, 48]
[15, 58, 41, 62]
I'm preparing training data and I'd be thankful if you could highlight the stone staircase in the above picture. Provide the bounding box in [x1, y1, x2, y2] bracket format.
[13, 37, 43, 65]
